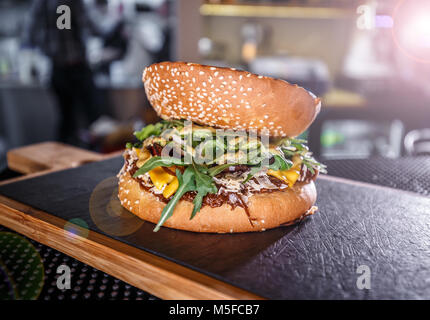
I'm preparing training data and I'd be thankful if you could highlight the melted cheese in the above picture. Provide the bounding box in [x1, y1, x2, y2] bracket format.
[163, 177, 179, 198]
[267, 169, 300, 188]
[267, 156, 302, 188]
[149, 167, 175, 190]
[134, 148, 151, 168]
[147, 166, 179, 198]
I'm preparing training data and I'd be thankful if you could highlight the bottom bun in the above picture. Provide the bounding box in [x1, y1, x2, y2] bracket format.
[118, 171, 317, 233]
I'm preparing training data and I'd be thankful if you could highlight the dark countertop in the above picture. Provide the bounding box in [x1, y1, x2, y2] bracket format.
[0, 156, 429, 300]
[324, 156, 430, 197]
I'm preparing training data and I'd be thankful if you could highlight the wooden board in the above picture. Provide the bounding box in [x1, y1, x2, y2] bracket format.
[6, 142, 104, 174]
[1, 156, 430, 299]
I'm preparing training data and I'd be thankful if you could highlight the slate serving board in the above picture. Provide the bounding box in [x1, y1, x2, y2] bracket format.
[0, 157, 429, 299]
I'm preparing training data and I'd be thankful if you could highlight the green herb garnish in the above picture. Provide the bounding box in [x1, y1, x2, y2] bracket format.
[134, 123, 164, 141]
[133, 156, 186, 178]
[190, 163, 218, 220]
[153, 167, 196, 232]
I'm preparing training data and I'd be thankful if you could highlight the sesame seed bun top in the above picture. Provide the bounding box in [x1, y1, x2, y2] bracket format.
[142, 61, 321, 137]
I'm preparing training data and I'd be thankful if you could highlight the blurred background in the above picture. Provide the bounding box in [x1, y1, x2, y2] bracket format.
[1, 0, 430, 175]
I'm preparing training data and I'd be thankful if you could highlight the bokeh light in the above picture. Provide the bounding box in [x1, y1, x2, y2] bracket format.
[0, 232, 44, 300]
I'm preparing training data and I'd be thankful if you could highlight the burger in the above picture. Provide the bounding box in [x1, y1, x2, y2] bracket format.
[118, 61, 325, 233]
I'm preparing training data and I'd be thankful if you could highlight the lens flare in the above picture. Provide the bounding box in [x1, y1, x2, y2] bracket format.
[89, 176, 144, 237]
[392, 0, 430, 63]
[63, 218, 89, 243]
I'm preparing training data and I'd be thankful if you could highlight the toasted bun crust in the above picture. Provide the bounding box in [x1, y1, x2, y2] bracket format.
[118, 171, 317, 233]
[142, 61, 321, 137]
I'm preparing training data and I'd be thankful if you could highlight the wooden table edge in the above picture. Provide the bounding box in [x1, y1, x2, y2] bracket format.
[0, 195, 263, 300]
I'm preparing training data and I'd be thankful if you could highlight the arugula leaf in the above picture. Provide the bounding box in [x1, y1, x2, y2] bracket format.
[166, 119, 186, 130]
[242, 154, 292, 183]
[126, 142, 143, 149]
[207, 163, 237, 177]
[243, 166, 264, 183]
[269, 155, 293, 171]
[190, 164, 218, 220]
[291, 143, 309, 152]
[149, 162, 218, 230]
[133, 156, 185, 178]
[280, 148, 296, 157]
[302, 160, 315, 174]
[153, 168, 196, 232]
[134, 123, 164, 141]
[303, 158, 327, 174]
[192, 129, 214, 141]
[277, 137, 326, 175]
